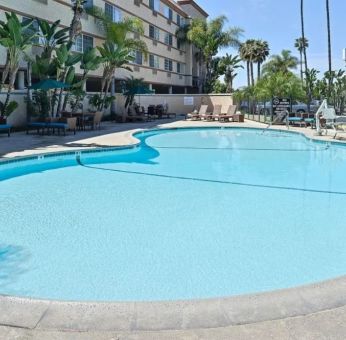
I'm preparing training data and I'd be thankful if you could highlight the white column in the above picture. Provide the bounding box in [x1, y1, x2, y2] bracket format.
[17, 71, 25, 90]
[148, 83, 153, 90]
[168, 86, 173, 94]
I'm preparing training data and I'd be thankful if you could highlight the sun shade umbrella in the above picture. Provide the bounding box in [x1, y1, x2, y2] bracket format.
[30, 79, 71, 90]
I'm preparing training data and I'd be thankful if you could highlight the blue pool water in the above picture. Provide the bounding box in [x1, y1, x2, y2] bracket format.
[1, 127, 346, 302]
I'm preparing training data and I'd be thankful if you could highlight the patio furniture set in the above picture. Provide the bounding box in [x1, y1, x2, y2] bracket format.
[26, 111, 103, 136]
[186, 105, 244, 122]
[126, 104, 176, 122]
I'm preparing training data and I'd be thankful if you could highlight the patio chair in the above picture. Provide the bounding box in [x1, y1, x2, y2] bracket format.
[204, 105, 222, 121]
[218, 105, 237, 122]
[84, 111, 103, 130]
[186, 105, 208, 120]
[0, 123, 11, 137]
[127, 106, 147, 122]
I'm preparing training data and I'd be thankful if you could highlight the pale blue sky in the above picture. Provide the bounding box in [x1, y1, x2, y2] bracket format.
[195, 0, 345, 87]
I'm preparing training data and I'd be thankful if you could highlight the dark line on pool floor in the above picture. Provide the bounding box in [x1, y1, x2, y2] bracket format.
[142, 146, 329, 152]
[76, 159, 345, 196]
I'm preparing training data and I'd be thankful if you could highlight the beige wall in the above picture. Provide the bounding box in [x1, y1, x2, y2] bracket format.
[133, 94, 233, 115]
[4, 92, 233, 127]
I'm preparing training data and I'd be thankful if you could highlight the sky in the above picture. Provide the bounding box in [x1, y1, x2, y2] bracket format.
[195, 0, 346, 88]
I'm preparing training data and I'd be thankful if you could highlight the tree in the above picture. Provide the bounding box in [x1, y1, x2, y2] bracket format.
[300, 0, 309, 84]
[218, 54, 243, 92]
[0, 13, 35, 118]
[294, 37, 309, 83]
[326, 0, 332, 91]
[91, 8, 148, 111]
[253, 40, 270, 81]
[262, 50, 298, 75]
[70, 0, 86, 43]
[179, 15, 243, 93]
[239, 42, 252, 87]
[212, 79, 228, 93]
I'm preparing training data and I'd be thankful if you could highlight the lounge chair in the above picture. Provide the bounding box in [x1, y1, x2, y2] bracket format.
[27, 117, 77, 135]
[204, 105, 222, 121]
[0, 124, 11, 137]
[218, 105, 237, 122]
[127, 106, 147, 122]
[186, 105, 208, 120]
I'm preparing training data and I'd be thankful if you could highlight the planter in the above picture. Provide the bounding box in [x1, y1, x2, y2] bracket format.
[0, 117, 7, 125]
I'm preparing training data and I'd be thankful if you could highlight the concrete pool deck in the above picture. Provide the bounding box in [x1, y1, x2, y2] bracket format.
[1, 118, 346, 339]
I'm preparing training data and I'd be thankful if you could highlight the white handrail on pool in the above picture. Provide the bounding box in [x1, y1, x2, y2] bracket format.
[262, 110, 289, 134]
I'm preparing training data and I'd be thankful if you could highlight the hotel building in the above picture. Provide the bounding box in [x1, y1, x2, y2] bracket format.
[0, 0, 208, 94]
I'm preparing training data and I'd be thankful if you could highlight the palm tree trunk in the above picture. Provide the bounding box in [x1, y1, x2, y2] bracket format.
[246, 61, 250, 87]
[3, 66, 19, 114]
[301, 0, 310, 112]
[0, 52, 10, 93]
[299, 50, 303, 83]
[326, 0, 332, 89]
[250, 62, 254, 87]
[257, 62, 261, 81]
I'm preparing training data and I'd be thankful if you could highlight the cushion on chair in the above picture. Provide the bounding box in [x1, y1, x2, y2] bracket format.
[0, 124, 11, 130]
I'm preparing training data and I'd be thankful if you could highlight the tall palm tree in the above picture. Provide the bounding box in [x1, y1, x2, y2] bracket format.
[239, 42, 252, 87]
[262, 50, 298, 75]
[326, 0, 332, 91]
[253, 40, 270, 81]
[294, 37, 309, 83]
[300, 0, 308, 83]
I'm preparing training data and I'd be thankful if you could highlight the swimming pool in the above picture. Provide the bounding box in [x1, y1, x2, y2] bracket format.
[1, 127, 346, 302]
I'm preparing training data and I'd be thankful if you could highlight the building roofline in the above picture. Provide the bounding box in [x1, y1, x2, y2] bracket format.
[177, 0, 209, 18]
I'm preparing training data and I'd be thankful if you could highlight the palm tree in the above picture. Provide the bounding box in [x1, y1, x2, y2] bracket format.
[90, 8, 148, 111]
[262, 50, 298, 75]
[70, 0, 86, 43]
[180, 15, 243, 92]
[326, 0, 332, 92]
[0, 13, 35, 117]
[300, 0, 308, 83]
[253, 40, 270, 81]
[218, 54, 243, 92]
[294, 37, 309, 83]
[239, 42, 252, 87]
[97, 42, 134, 111]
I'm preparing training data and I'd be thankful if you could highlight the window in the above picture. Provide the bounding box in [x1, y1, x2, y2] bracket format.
[177, 62, 185, 74]
[177, 40, 185, 50]
[105, 3, 122, 22]
[177, 14, 181, 26]
[22, 17, 43, 45]
[149, 25, 160, 41]
[132, 51, 143, 65]
[72, 34, 93, 53]
[149, 0, 160, 11]
[83, 35, 93, 52]
[164, 59, 173, 71]
[163, 6, 173, 20]
[83, 0, 93, 9]
[164, 33, 173, 46]
[149, 54, 160, 69]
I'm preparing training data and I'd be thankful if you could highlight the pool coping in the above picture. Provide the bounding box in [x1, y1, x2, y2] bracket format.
[2, 124, 346, 332]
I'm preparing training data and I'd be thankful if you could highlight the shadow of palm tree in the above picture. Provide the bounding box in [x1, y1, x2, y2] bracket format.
[0, 245, 30, 290]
